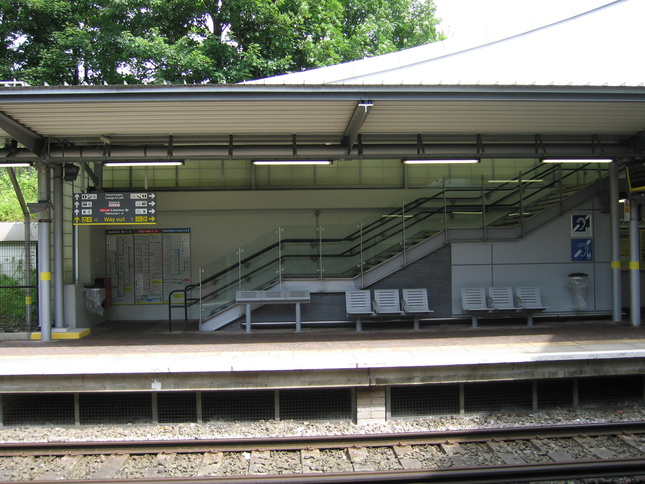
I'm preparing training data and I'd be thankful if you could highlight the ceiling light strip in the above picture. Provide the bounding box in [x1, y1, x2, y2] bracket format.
[403, 159, 479, 164]
[253, 160, 332, 165]
[104, 161, 184, 167]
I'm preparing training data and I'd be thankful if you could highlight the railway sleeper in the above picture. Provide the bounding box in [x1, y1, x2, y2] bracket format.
[392, 444, 424, 470]
[530, 438, 575, 462]
[486, 441, 527, 465]
[573, 436, 617, 460]
[88, 454, 129, 480]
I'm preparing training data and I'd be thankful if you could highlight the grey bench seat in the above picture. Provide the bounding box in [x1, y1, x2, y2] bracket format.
[236, 290, 311, 333]
[347, 288, 432, 331]
[461, 286, 547, 327]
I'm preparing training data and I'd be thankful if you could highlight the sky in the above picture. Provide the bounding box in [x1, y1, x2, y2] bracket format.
[433, 0, 614, 44]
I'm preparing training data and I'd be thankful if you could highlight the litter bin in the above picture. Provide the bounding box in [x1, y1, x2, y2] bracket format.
[84, 286, 105, 316]
[566, 273, 589, 311]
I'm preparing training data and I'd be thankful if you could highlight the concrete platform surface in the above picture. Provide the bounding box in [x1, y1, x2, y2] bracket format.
[1, 319, 644, 377]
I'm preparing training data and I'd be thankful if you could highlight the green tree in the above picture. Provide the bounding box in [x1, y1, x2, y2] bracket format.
[0, 167, 38, 222]
[0, 0, 443, 85]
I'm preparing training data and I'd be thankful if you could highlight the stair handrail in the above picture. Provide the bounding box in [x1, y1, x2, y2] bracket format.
[195, 165, 608, 321]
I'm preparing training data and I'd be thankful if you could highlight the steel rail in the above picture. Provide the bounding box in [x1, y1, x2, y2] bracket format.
[21, 458, 645, 484]
[3, 421, 645, 456]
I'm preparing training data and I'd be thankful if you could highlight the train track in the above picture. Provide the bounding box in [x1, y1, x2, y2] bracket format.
[1, 422, 645, 483]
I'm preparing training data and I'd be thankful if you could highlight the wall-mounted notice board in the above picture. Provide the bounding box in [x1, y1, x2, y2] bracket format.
[106, 228, 191, 304]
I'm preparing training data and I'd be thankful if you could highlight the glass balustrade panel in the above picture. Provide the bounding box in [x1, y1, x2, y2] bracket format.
[200, 250, 242, 321]
[317, 224, 362, 278]
[280, 225, 320, 279]
[402, 187, 448, 246]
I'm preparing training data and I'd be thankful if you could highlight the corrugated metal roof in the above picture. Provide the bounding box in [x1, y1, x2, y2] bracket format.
[248, 0, 643, 87]
[1, 84, 645, 159]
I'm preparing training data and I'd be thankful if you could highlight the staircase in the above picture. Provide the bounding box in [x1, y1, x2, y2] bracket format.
[173, 163, 607, 331]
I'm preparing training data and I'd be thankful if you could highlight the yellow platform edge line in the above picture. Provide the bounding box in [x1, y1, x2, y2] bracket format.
[30, 329, 91, 340]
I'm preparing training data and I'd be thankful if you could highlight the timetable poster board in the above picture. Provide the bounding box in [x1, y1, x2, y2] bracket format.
[106, 229, 191, 304]
[134, 229, 164, 304]
[162, 229, 191, 303]
[106, 230, 136, 304]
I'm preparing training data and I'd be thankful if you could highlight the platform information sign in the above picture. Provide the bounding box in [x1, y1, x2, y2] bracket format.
[106, 228, 191, 304]
[73, 192, 157, 225]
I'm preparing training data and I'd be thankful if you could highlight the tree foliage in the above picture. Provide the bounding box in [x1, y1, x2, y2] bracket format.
[0, 0, 442, 85]
[0, 167, 37, 222]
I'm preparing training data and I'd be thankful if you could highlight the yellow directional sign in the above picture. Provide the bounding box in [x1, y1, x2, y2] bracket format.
[73, 192, 157, 225]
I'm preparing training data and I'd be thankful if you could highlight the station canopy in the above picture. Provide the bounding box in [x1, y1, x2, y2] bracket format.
[1, 0, 645, 163]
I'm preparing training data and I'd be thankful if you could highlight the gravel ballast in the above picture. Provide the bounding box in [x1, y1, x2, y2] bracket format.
[0, 406, 643, 443]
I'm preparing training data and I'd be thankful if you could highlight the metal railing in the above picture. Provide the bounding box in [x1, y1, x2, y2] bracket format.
[0, 242, 37, 332]
[167, 163, 606, 324]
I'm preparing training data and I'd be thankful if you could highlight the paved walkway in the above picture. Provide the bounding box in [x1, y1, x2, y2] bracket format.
[2, 320, 645, 376]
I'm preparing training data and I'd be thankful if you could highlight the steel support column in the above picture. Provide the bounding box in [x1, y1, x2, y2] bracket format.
[53, 164, 64, 328]
[629, 201, 641, 327]
[37, 163, 52, 341]
[609, 162, 622, 322]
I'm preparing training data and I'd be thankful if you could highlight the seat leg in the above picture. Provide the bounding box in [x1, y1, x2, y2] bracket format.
[413, 316, 420, 330]
[295, 303, 302, 332]
[356, 318, 362, 332]
[527, 313, 534, 327]
[245, 304, 252, 333]
[472, 315, 478, 328]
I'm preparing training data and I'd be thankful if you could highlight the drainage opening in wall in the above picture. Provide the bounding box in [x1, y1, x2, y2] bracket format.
[1, 388, 354, 427]
[1, 376, 643, 427]
[389, 375, 645, 418]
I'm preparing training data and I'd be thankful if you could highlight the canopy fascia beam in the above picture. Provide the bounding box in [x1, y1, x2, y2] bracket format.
[0, 110, 45, 158]
[0, 140, 636, 162]
[2, 84, 645, 104]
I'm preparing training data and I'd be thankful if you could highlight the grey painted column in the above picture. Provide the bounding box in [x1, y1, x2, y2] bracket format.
[629, 201, 641, 327]
[37, 163, 52, 341]
[609, 161, 622, 322]
[53, 164, 64, 328]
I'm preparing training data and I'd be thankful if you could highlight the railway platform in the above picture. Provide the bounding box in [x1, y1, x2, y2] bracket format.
[1, 319, 644, 423]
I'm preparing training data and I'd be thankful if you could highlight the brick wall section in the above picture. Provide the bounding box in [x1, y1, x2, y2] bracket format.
[369, 245, 452, 317]
[356, 387, 387, 423]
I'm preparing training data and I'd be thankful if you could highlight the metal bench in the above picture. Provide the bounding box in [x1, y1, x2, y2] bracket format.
[462, 286, 547, 327]
[401, 288, 433, 330]
[461, 287, 492, 328]
[348, 288, 433, 331]
[488, 286, 519, 312]
[346, 290, 375, 331]
[236, 290, 311, 333]
[514, 286, 548, 326]
[373, 289, 404, 316]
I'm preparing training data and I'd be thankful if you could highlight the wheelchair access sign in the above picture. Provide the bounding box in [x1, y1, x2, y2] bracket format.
[571, 238, 593, 261]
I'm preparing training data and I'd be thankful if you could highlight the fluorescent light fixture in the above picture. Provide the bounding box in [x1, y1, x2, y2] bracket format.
[381, 214, 413, 218]
[253, 160, 332, 165]
[403, 159, 479, 164]
[104, 160, 184, 167]
[488, 179, 543, 183]
[0, 162, 31, 167]
[541, 158, 613, 164]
